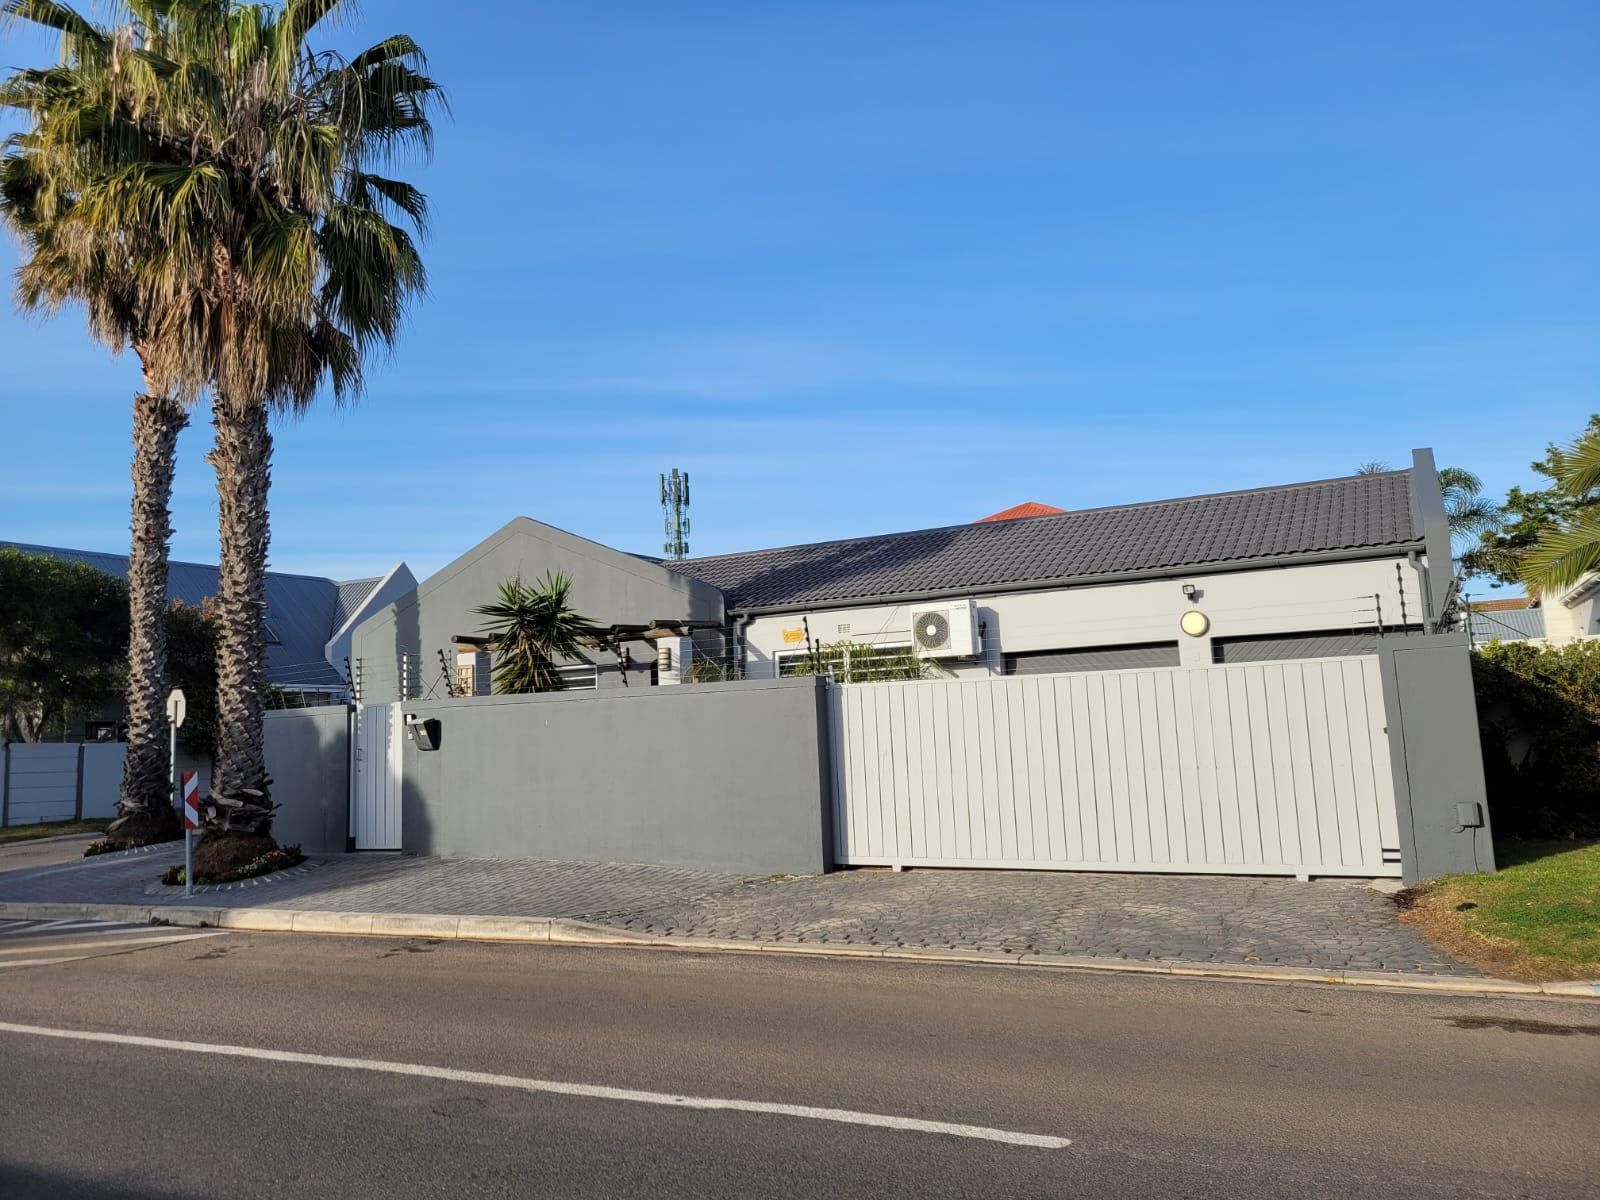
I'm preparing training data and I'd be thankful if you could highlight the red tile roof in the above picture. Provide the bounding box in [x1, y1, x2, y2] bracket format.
[976, 501, 1067, 523]
[1470, 597, 1534, 611]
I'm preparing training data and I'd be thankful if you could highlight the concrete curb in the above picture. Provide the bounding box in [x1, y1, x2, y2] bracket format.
[4, 898, 1595, 999]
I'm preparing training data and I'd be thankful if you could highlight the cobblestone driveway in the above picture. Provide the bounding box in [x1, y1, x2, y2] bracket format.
[0, 843, 1471, 975]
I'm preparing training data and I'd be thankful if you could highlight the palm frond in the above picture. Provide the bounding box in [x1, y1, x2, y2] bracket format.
[0, 0, 107, 49]
[1520, 512, 1600, 594]
[349, 170, 428, 233]
[1551, 428, 1600, 497]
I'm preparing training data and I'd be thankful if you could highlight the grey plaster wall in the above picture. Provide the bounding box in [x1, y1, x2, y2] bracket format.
[1377, 633, 1496, 883]
[353, 518, 726, 704]
[1407, 447, 1455, 629]
[398, 676, 832, 874]
[265, 706, 350, 854]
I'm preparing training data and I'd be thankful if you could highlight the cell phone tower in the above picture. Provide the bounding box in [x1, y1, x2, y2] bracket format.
[660, 468, 690, 559]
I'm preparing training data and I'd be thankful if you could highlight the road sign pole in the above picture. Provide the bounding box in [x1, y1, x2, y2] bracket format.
[180, 771, 199, 898]
[166, 689, 190, 892]
[168, 721, 177, 818]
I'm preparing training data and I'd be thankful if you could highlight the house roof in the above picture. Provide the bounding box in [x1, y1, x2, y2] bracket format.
[977, 501, 1067, 523]
[0, 541, 378, 691]
[667, 469, 1421, 612]
[1468, 605, 1546, 642]
[1469, 597, 1534, 612]
[333, 576, 383, 631]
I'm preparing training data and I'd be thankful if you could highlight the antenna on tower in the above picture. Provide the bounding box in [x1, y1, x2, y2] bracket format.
[660, 468, 690, 560]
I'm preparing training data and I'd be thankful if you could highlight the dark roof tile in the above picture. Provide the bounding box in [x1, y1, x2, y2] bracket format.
[667, 470, 1418, 610]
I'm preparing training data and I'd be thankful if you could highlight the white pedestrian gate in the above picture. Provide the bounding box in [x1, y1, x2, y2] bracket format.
[351, 702, 402, 850]
[828, 657, 1402, 877]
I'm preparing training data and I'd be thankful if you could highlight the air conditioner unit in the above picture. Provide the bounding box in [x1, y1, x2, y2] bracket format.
[909, 600, 979, 658]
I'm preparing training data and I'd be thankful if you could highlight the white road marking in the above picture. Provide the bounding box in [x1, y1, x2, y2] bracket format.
[0, 933, 222, 956]
[0, 957, 93, 969]
[0, 1021, 1069, 1149]
[3, 922, 146, 941]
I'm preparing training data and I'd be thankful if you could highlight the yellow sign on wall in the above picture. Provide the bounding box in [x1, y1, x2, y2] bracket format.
[781, 626, 806, 644]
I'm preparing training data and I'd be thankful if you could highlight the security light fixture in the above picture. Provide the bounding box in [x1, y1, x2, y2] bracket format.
[404, 713, 440, 751]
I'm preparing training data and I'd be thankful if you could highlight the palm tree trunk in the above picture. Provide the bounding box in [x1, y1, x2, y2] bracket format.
[207, 391, 275, 837]
[108, 387, 187, 846]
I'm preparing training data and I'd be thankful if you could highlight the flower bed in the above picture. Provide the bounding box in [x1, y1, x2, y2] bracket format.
[162, 845, 305, 888]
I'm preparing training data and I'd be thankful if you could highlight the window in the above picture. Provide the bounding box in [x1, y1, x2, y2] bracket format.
[1004, 642, 1181, 676]
[775, 642, 920, 682]
[552, 663, 598, 690]
[1210, 630, 1389, 664]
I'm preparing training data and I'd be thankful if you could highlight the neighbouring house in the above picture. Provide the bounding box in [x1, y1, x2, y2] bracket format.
[352, 448, 1456, 699]
[2, 541, 414, 709]
[1537, 578, 1600, 642]
[976, 500, 1067, 523]
[1462, 586, 1600, 647]
[1465, 596, 1546, 645]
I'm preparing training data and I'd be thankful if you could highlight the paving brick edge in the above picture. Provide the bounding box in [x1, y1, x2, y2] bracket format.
[4, 900, 1595, 1000]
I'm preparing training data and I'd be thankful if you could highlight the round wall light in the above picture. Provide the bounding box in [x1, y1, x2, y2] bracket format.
[1179, 610, 1211, 638]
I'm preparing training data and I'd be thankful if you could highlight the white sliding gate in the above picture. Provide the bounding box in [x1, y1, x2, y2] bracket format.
[828, 657, 1402, 877]
[351, 702, 402, 850]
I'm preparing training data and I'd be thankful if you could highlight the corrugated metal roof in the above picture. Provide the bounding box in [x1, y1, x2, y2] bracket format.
[1468, 606, 1545, 643]
[668, 470, 1420, 611]
[1, 541, 348, 690]
[332, 577, 381, 631]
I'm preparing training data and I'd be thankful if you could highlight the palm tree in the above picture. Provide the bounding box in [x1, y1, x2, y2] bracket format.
[29, 1, 442, 841]
[1521, 427, 1600, 594]
[475, 574, 601, 694]
[1, 1, 197, 845]
[1438, 466, 1500, 543]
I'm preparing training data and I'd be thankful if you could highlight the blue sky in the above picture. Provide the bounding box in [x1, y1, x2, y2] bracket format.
[2, 1, 1596, 582]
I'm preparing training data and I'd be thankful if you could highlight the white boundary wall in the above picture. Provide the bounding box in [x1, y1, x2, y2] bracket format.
[828, 656, 1402, 877]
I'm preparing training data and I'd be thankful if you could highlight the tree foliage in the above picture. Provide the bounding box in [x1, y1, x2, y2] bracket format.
[0, 550, 218, 748]
[0, 548, 127, 742]
[165, 597, 219, 755]
[475, 573, 600, 695]
[1436, 466, 1500, 543]
[1459, 415, 1600, 587]
[1473, 640, 1600, 838]
[1519, 418, 1600, 595]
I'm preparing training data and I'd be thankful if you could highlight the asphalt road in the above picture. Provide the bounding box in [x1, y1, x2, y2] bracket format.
[0, 931, 1595, 1198]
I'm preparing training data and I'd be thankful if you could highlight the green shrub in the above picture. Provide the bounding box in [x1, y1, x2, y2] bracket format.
[1473, 640, 1600, 838]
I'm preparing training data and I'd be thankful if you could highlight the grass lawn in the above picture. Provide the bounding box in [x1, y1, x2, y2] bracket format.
[0, 818, 111, 846]
[1400, 840, 1600, 981]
